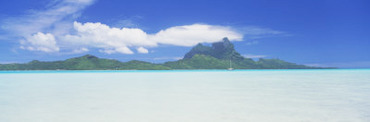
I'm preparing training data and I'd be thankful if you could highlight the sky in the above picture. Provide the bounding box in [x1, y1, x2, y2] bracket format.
[0, 0, 369, 68]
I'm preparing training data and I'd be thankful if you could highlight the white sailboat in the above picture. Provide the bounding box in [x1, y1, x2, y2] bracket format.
[228, 59, 234, 70]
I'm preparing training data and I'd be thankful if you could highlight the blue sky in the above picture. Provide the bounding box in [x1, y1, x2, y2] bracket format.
[0, 0, 369, 68]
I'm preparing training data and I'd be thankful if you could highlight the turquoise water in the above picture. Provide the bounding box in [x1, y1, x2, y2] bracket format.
[0, 69, 369, 122]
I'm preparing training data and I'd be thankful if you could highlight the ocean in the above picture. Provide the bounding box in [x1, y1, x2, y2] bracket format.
[0, 69, 369, 122]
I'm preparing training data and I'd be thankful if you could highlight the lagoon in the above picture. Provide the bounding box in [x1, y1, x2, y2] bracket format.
[0, 69, 369, 122]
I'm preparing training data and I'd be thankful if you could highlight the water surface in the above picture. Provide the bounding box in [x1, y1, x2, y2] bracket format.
[0, 69, 369, 122]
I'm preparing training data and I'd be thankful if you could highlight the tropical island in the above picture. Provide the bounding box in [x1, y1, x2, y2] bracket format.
[0, 38, 326, 70]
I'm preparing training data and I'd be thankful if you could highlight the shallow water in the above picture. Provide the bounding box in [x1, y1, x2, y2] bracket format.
[0, 69, 369, 122]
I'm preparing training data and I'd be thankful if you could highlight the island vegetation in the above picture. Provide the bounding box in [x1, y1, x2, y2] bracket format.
[0, 38, 326, 70]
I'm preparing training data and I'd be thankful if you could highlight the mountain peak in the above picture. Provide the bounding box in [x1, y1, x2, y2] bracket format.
[81, 54, 98, 59]
[222, 37, 231, 42]
[183, 37, 244, 60]
[67, 54, 99, 61]
[211, 37, 233, 52]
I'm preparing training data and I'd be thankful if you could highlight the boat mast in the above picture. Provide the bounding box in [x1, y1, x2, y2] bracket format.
[229, 59, 232, 68]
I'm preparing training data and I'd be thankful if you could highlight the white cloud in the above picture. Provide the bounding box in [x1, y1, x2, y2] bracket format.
[98, 47, 134, 54]
[20, 32, 59, 53]
[239, 26, 286, 39]
[151, 24, 243, 46]
[137, 47, 149, 54]
[61, 21, 243, 54]
[63, 21, 155, 54]
[72, 47, 89, 54]
[2, 0, 94, 36]
[1, 0, 95, 53]
[115, 47, 134, 54]
[243, 54, 267, 59]
[241, 26, 284, 35]
[0, 0, 286, 55]
[65, 0, 94, 4]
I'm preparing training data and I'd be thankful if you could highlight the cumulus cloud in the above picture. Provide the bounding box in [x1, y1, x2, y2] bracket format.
[62, 21, 155, 54]
[137, 47, 149, 54]
[20, 32, 59, 52]
[60, 21, 243, 54]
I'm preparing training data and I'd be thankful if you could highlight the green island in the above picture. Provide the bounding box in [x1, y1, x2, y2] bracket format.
[0, 38, 329, 70]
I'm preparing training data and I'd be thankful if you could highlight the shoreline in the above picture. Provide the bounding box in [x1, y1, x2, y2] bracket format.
[0, 68, 368, 74]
